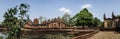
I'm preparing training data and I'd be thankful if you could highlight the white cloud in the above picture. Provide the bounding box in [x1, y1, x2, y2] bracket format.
[58, 7, 71, 13]
[81, 4, 92, 9]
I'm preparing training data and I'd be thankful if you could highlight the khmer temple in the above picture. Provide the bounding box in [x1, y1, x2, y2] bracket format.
[103, 11, 120, 28]
[24, 17, 66, 29]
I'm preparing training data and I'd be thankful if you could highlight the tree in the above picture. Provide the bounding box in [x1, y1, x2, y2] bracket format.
[19, 3, 30, 27]
[73, 8, 94, 27]
[2, 3, 30, 39]
[39, 16, 46, 24]
[62, 13, 71, 25]
[93, 17, 102, 27]
[2, 6, 20, 39]
[117, 15, 120, 17]
[68, 18, 75, 26]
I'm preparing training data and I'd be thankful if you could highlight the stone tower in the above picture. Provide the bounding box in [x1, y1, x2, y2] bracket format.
[103, 13, 108, 28]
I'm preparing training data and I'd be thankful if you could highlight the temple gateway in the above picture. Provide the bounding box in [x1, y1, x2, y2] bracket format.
[103, 12, 120, 28]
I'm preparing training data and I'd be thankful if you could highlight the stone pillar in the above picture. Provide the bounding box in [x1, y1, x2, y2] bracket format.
[104, 20, 108, 28]
[112, 20, 115, 28]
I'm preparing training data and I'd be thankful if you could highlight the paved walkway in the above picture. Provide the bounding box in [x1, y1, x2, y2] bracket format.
[88, 31, 120, 39]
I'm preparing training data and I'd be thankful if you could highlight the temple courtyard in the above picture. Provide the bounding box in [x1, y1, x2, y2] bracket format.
[88, 31, 120, 39]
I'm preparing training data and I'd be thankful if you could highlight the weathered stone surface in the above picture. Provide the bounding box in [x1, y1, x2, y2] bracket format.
[33, 18, 39, 25]
[27, 20, 32, 25]
[24, 17, 66, 29]
[103, 12, 120, 28]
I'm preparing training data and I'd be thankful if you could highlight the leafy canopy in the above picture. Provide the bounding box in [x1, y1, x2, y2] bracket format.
[73, 8, 94, 26]
[2, 3, 30, 39]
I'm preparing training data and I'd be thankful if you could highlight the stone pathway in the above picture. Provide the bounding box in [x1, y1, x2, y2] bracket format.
[88, 31, 120, 39]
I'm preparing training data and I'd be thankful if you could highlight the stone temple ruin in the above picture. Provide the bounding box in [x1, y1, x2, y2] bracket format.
[103, 11, 120, 28]
[24, 17, 66, 29]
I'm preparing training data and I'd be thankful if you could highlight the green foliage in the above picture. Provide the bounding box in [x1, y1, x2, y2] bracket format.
[19, 3, 29, 16]
[39, 16, 46, 24]
[117, 15, 120, 18]
[73, 8, 103, 27]
[19, 3, 30, 27]
[68, 18, 75, 26]
[73, 8, 94, 27]
[2, 7, 18, 28]
[2, 3, 30, 39]
[62, 13, 71, 25]
[93, 17, 102, 27]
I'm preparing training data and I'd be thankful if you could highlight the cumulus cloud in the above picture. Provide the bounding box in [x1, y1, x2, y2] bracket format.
[58, 7, 71, 13]
[81, 4, 92, 9]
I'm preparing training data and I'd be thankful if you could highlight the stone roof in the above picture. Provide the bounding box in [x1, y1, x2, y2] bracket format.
[26, 17, 65, 26]
[41, 17, 65, 25]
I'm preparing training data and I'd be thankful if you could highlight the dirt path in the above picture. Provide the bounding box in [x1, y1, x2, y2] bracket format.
[88, 31, 120, 39]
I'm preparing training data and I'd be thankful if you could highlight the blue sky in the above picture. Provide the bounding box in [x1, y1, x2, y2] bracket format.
[0, 0, 120, 22]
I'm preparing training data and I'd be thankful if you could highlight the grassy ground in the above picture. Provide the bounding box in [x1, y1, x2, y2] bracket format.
[88, 31, 120, 39]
